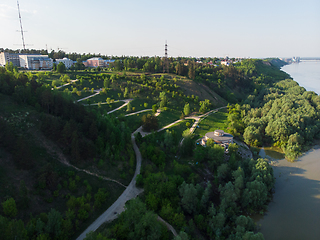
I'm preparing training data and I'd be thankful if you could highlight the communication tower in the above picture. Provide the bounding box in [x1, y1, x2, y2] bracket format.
[163, 41, 169, 73]
[17, 1, 26, 50]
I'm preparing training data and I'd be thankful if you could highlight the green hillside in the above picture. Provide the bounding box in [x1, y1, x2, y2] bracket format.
[0, 57, 319, 240]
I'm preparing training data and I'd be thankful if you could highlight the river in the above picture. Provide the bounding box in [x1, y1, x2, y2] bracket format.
[281, 61, 320, 95]
[256, 61, 320, 240]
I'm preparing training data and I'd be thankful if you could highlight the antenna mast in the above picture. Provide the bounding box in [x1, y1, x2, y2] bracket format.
[17, 1, 26, 50]
[163, 41, 169, 73]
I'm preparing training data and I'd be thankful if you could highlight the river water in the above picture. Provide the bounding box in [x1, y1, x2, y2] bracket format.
[281, 61, 320, 95]
[256, 61, 320, 240]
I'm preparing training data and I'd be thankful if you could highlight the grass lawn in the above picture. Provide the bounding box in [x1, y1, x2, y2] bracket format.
[194, 109, 229, 137]
[156, 109, 182, 128]
[121, 112, 150, 132]
[154, 119, 194, 140]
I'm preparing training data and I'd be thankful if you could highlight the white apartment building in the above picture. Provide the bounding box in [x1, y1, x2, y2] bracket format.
[19, 55, 53, 70]
[0, 52, 20, 67]
[55, 57, 74, 69]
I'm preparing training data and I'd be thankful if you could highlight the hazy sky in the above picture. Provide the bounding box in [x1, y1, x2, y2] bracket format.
[1, 0, 319, 58]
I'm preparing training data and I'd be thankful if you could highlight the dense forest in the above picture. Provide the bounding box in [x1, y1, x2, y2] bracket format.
[227, 72, 320, 160]
[0, 66, 135, 239]
[0, 50, 319, 239]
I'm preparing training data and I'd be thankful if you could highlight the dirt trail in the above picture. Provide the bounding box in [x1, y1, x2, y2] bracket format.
[32, 130, 127, 188]
[157, 216, 178, 237]
[77, 131, 144, 240]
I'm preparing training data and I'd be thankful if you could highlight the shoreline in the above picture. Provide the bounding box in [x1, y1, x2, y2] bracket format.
[281, 61, 320, 95]
[256, 144, 320, 240]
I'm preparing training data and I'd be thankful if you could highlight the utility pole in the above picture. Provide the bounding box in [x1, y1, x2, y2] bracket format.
[17, 1, 26, 51]
[163, 41, 169, 73]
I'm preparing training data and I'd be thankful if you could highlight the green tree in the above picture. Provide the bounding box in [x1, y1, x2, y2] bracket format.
[2, 198, 17, 218]
[116, 198, 163, 240]
[181, 133, 194, 157]
[56, 62, 66, 73]
[199, 99, 211, 113]
[94, 188, 108, 208]
[103, 78, 109, 89]
[113, 60, 123, 71]
[164, 129, 174, 149]
[18, 180, 29, 209]
[159, 92, 167, 108]
[126, 101, 132, 112]
[174, 231, 189, 240]
[179, 182, 198, 214]
[5, 62, 14, 72]
[52, 63, 57, 71]
[45, 208, 62, 238]
[184, 103, 190, 116]
[124, 87, 129, 98]
[194, 146, 207, 162]
[207, 144, 225, 170]
[241, 178, 268, 211]
[142, 114, 158, 132]
[152, 104, 158, 113]
[188, 61, 195, 80]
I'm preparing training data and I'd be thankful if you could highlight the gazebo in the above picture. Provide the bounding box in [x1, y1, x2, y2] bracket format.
[201, 130, 233, 146]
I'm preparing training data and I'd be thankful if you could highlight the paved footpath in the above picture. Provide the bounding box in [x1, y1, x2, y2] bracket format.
[76, 132, 143, 240]
[76, 106, 227, 239]
[106, 99, 133, 114]
[51, 79, 79, 90]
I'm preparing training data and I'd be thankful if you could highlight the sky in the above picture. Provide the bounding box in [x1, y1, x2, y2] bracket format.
[1, 0, 320, 58]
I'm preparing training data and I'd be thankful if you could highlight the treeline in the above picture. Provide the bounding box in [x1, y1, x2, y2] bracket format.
[0, 66, 135, 239]
[228, 79, 320, 160]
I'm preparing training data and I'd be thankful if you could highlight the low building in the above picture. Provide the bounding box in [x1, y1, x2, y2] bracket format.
[221, 60, 231, 66]
[83, 57, 115, 68]
[55, 57, 74, 69]
[19, 55, 53, 70]
[83, 57, 105, 68]
[201, 130, 233, 146]
[0, 52, 20, 67]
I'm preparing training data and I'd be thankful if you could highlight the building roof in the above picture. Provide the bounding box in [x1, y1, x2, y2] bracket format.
[88, 57, 104, 61]
[25, 56, 52, 61]
[205, 130, 233, 142]
[56, 57, 72, 61]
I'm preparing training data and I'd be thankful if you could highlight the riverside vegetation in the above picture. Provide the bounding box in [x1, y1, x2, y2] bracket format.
[0, 53, 319, 239]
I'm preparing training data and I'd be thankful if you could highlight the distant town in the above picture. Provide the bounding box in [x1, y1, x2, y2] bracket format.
[280, 56, 320, 64]
[0, 52, 117, 70]
[0, 50, 248, 71]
